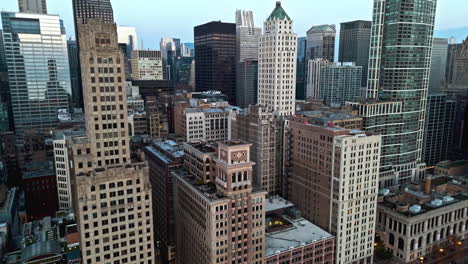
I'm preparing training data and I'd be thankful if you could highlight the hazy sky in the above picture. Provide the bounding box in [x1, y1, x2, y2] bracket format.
[1, 0, 467, 48]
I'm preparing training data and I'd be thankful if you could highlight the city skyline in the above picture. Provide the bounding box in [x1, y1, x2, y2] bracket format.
[1, 0, 467, 49]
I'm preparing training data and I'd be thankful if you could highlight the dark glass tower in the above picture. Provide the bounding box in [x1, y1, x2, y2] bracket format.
[194, 21, 236, 105]
[339, 20, 371, 87]
[296, 36, 307, 100]
[67, 39, 81, 109]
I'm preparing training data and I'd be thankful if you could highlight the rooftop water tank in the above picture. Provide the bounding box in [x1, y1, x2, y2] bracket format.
[409, 205, 421, 214]
[431, 199, 443, 207]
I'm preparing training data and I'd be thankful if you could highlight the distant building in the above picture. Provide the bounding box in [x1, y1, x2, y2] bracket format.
[72, 0, 113, 25]
[376, 176, 468, 263]
[429, 38, 448, 92]
[18, 0, 47, 14]
[265, 197, 335, 264]
[305, 59, 329, 99]
[236, 59, 258, 108]
[184, 107, 231, 142]
[236, 10, 261, 109]
[67, 39, 82, 109]
[1, 12, 71, 138]
[128, 112, 148, 136]
[173, 141, 267, 264]
[339, 20, 371, 86]
[296, 37, 307, 100]
[319, 63, 362, 106]
[160, 38, 181, 80]
[232, 105, 285, 195]
[181, 43, 194, 57]
[306, 24, 336, 62]
[288, 116, 381, 264]
[258, 2, 297, 116]
[144, 141, 184, 263]
[131, 50, 163, 80]
[423, 94, 456, 166]
[117, 26, 138, 51]
[194, 22, 236, 105]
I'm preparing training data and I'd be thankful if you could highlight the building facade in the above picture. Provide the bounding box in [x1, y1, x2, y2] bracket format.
[1, 12, 71, 138]
[296, 36, 307, 100]
[131, 50, 163, 80]
[184, 107, 231, 142]
[288, 116, 381, 264]
[232, 105, 284, 195]
[194, 22, 236, 104]
[429, 38, 448, 92]
[319, 64, 362, 106]
[173, 141, 267, 264]
[72, 17, 155, 264]
[376, 176, 468, 263]
[423, 94, 456, 166]
[339, 20, 371, 87]
[236, 59, 258, 109]
[144, 141, 184, 264]
[306, 59, 329, 99]
[350, 0, 437, 185]
[18, 0, 47, 14]
[306, 24, 336, 62]
[258, 2, 297, 117]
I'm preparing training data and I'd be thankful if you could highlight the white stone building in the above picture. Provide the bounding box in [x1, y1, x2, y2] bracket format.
[258, 1, 297, 117]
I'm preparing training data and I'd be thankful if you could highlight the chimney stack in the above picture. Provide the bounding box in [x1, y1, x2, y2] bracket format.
[425, 175, 432, 195]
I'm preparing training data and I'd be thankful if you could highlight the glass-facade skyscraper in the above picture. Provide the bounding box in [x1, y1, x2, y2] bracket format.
[350, 0, 437, 186]
[1, 11, 71, 138]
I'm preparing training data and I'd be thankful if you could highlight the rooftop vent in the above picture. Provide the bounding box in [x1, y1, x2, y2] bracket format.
[409, 205, 421, 214]
[442, 196, 454, 203]
[431, 199, 443, 207]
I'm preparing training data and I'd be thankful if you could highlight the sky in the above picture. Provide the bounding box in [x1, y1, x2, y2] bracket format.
[1, 0, 468, 49]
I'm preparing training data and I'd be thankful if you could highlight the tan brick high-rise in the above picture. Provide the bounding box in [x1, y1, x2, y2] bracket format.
[70, 17, 154, 264]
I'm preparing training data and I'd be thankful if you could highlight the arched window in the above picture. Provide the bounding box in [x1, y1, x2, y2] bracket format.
[459, 222, 463, 233]
[433, 231, 437, 242]
[398, 238, 405, 250]
[440, 228, 445, 239]
[454, 223, 458, 234]
[243, 171, 248, 181]
[446, 228, 450, 237]
[418, 237, 422, 249]
[410, 239, 415, 250]
[389, 233, 395, 246]
[426, 233, 431, 245]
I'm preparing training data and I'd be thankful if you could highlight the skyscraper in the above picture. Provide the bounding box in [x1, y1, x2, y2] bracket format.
[1, 11, 71, 138]
[258, 1, 297, 117]
[306, 24, 336, 62]
[160, 38, 181, 80]
[339, 20, 371, 87]
[235, 10, 261, 63]
[288, 116, 381, 264]
[235, 10, 261, 109]
[72, 0, 114, 25]
[350, 0, 437, 185]
[194, 22, 236, 104]
[117, 26, 138, 51]
[18, 0, 47, 14]
[429, 38, 448, 92]
[296, 36, 307, 100]
[131, 50, 163, 80]
[173, 141, 266, 264]
[319, 63, 362, 106]
[70, 1, 155, 260]
[423, 94, 456, 165]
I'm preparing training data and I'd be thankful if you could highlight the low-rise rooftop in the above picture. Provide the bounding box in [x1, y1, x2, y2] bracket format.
[265, 214, 333, 257]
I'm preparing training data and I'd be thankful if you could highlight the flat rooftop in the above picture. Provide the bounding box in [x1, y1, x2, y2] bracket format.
[265, 196, 294, 213]
[146, 140, 184, 164]
[173, 168, 225, 201]
[185, 141, 216, 154]
[265, 214, 333, 257]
